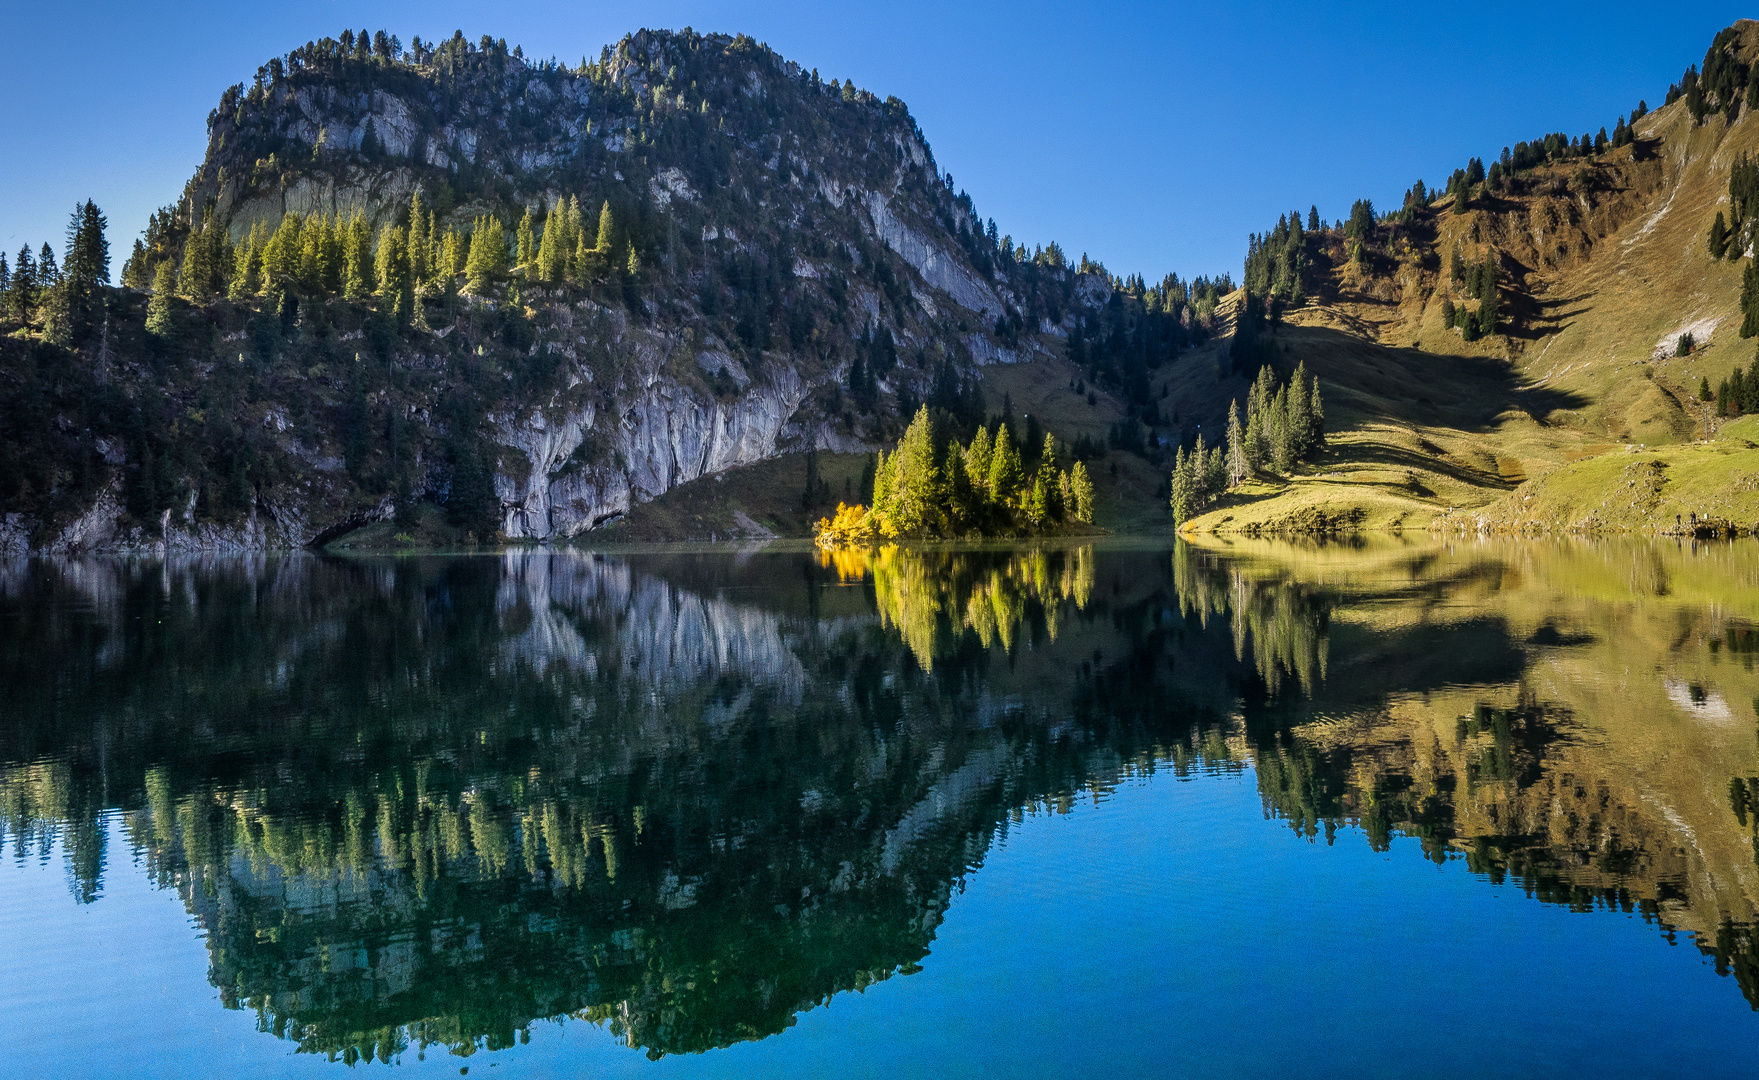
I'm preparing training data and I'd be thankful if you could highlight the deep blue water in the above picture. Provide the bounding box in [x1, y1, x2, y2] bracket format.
[2, 541, 1755, 1077]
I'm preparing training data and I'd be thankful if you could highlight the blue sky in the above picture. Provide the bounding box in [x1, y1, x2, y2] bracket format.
[0, 1, 1747, 280]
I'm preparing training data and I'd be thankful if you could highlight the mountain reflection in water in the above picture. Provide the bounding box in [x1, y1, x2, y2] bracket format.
[1, 538, 1757, 1066]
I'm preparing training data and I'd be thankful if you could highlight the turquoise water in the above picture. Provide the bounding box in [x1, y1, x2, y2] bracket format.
[2, 541, 1756, 1077]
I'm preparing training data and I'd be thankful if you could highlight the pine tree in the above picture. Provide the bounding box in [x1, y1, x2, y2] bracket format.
[146, 260, 176, 337]
[6, 246, 36, 323]
[1477, 264, 1499, 336]
[515, 207, 536, 268]
[340, 217, 366, 300]
[1308, 205, 1320, 232]
[464, 216, 507, 293]
[964, 425, 993, 500]
[228, 224, 261, 300]
[884, 405, 940, 536]
[1309, 374, 1325, 452]
[375, 224, 413, 324]
[1226, 400, 1247, 485]
[1269, 385, 1294, 473]
[408, 192, 429, 285]
[1169, 445, 1193, 525]
[1701, 376, 1714, 401]
[1068, 461, 1094, 524]
[1710, 211, 1731, 259]
[593, 200, 617, 277]
[537, 199, 567, 282]
[61, 200, 109, 342]
[988, 422, 1024, 508]
[1287, 364, 1312, 460]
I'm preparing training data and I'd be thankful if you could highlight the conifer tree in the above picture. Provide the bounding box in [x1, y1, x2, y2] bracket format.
[6, 247, 35, 323]
[146, 260, 176, 337]
[341, 213, 371, 300]
[1710, 211, 1731, 259]
[1226, 400, 1247, 485]
[537, 199, 568, 282]
[516, 207, 535, 268]
[964, 425, 993, 500]
[1269, 385, 1294, 473]
[1287, 365, 1313, 460]
[228, 224, 262, 300]
[464, 216, 507, 293]
[408, 192, 429, 285]
[880, 405, 940, 536]
[1068, 461, 1094, 524]
[593, 200, 617, 278]
[988, 422, 1025, 507]
[1169, 445, 1194, 525]
[375, 224, 413, 324]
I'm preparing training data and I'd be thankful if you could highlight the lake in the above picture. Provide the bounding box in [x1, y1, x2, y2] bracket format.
[1, 537, 1757, 1078]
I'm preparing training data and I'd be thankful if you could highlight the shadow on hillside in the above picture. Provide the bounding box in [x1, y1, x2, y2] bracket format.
[1281, 325, 1591, 436]
[1326, 441, 1516, 491]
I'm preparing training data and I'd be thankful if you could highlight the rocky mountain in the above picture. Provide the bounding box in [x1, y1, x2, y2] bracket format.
[0, 28, 1205, 553]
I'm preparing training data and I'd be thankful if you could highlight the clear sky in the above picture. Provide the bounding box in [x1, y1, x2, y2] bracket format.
[0, 1, 1748, 281]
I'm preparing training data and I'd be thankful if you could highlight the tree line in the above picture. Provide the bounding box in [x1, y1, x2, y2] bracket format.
[1442, 250, 1499, 339]
[1170, 363, 1324, 525]
[1704, 353, 1759, 417]
[0, 200, 111, 347]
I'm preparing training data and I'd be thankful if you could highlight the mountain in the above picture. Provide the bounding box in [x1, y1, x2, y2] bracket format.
[6, 23, 1759, 552]
[1171, 22, 1759, 535]
[0, 28, 1217, 552]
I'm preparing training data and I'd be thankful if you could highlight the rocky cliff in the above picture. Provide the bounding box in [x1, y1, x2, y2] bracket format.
[1, 28, 1137, 552]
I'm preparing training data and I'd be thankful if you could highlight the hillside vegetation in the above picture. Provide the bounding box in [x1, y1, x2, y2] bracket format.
[1174, 22, 1759, 536]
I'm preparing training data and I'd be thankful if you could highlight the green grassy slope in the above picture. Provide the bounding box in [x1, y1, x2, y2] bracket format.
[1175, 23, 1759, 535]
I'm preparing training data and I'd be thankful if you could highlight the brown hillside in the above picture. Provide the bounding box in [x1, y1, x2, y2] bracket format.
[1180, 20, 1759, 535]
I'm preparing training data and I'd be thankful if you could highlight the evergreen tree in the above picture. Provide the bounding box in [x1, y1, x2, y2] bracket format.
[988, 422, 1025, 508]
[1068, 461, 1094, 524]
[964, 425, 993, 501]
[882, 405, 940, 536]
[1169, 445, 1195, 525]
[341, 213, 372, 300]
[1287, 364, 1313, 460]
[1226, 400, 1247, 485]
[1739, 259, 1759, 338]
[464, 216, 507, 293]
[61, 200, 109, 342]
[515, 207, 536, 268]
[375, 224, 413, 324]
[1700, 376, 1714, 401]
[1710, 211, 1731, 259]
[1269, 385, 1294, 473]
[593, 200, 617, 276]
[6, 246, 36, 323]
[146, 260, 176, 337]
[229, 223, 263, 301]
[1308, 205, 1320, 232]
[1477, 264, 1498, 336]
[408, 192, 429, 285]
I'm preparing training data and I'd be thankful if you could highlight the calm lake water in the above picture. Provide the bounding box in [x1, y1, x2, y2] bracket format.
[2, 538, 1757, 1078]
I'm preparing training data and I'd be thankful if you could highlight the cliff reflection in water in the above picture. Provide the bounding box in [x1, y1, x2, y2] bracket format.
[0, 546, 1220, 1064]
[3, 537, 1759, 1065]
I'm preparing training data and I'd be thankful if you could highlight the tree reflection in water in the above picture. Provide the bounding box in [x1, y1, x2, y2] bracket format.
[3, 537, 1759, 1064]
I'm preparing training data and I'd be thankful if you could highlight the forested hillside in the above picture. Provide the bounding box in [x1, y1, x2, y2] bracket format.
[0, 28, 1225, 551]
[9, 22, 1759, 550]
